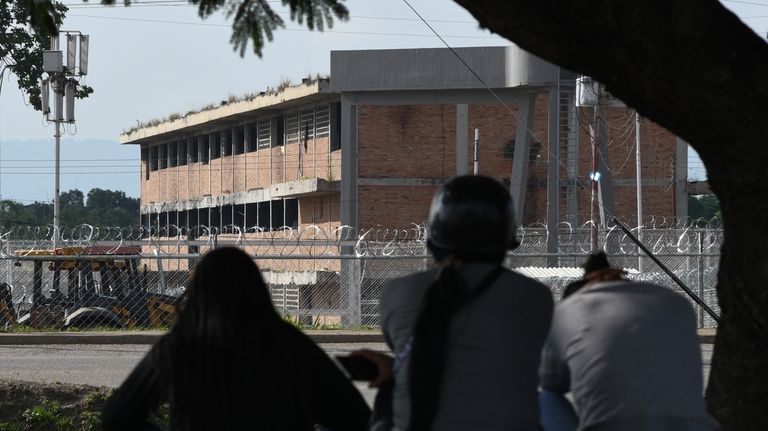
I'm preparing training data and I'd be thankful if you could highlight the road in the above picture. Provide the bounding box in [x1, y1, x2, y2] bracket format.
[0, 343, 388, 405]
[0, 342, 713, 404]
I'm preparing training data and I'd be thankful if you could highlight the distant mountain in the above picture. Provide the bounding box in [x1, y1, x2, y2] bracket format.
[0, 139, 139, 204]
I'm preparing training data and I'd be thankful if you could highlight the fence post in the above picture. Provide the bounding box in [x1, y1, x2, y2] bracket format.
[346, 257, 362, 327]
[697, 230, 705, 328]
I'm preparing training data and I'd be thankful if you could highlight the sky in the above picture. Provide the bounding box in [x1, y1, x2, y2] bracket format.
[0, 0, 764, 202]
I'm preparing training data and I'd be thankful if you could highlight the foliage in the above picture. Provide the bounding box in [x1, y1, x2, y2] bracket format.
[0, 384, 113, 431]
[0, 188, 139, 229]
[21, 0, 348, 57]
[0, 1, 93, 111]
[688, 194, 721, 223]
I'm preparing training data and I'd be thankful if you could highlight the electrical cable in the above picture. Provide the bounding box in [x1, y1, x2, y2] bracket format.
[66, 14, 500, 39]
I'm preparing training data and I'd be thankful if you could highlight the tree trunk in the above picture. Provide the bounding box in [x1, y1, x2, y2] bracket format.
[452, 0, 768, 428]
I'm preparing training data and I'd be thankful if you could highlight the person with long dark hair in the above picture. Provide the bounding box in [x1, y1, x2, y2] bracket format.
[101, 247, 370, 431]
[356, 175, 554, 430]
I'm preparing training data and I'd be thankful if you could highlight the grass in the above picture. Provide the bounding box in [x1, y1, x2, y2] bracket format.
[0, 381, 114, 431]
[0, 325, 170, 333]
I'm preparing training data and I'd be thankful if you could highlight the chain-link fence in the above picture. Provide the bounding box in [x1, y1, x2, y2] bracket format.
[0, 222, 722, 330]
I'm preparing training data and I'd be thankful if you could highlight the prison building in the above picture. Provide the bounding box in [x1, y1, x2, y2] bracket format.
[120, 46, 688, 324]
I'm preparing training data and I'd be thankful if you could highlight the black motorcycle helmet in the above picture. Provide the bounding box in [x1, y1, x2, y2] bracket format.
[427, 175, 520, 262]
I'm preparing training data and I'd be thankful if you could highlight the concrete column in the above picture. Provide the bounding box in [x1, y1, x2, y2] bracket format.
[546, 83, 560, 264]
[510, 94, 536, 226]
[675, 138, 689, 225]
[340, 95, 360, 327]
[456, 104, 468, 175]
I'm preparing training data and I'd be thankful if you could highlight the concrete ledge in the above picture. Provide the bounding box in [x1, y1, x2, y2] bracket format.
[0, 330, 385, 345]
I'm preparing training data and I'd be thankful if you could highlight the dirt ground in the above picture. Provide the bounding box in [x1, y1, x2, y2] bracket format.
[0, 379, 112, 430]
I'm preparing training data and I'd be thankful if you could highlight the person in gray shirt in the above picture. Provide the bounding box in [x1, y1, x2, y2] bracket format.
[539, 253, 720, 431]
[357, 175, 553, 431]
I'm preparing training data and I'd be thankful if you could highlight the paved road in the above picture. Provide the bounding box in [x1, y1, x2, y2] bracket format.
[0, 343, 388, 405]
[0, 342, 713, 404]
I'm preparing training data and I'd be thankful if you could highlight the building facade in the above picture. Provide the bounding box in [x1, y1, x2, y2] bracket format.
[123, 46, 686, 236]
[121, 46, 687, 324]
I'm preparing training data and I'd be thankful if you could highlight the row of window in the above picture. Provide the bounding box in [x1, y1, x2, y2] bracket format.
[141, 198, 299, 236]
[141, 103, 341, 175]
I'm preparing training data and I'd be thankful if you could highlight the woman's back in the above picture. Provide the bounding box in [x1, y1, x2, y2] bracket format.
[101, 248, 370, 431]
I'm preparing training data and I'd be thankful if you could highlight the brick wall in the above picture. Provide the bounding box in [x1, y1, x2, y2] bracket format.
[355, 94, 678, 229]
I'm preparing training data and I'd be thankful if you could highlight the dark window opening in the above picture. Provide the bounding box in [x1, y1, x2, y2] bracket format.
[159, 144, 168, 170]
[187, 209, 198, 229]
[274, 116, 285, 147]
[245, 203, 258, 228]
[248, 123, 258, 152]
[190, 139, 199, 163]
[169, 142, 178, 168]
[201, 135, 210, 164]
[210, 208, 221, 231]
[330, 102, 341, 151]
[179, 140, 188, 166]
[222, 204, 233, 227]
[234, 126, 245, 155]
[168, 211, 178, 228]
[222, 129, 232, 157]
[271, 200, 285, 228]
[285, 199, 299, 229]
[258, 202, 271, 231]
[234, 204, 245, 228]
[211, 132, 221, 160]
[198, 208, 210, 228]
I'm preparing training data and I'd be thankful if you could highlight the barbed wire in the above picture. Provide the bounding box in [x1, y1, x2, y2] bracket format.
[0, 220, 723, 259]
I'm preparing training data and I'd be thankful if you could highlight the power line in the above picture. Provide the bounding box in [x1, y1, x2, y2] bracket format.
[66, 14, 500, 39]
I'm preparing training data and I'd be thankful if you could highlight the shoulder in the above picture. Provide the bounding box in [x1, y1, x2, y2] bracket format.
[380, 269, 438, 309]
[497, 268, 554, 305]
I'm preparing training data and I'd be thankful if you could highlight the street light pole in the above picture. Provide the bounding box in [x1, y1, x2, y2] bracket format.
[41, 31, 89, 247]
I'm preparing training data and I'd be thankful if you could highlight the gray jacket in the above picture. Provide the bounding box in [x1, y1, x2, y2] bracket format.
[380, 263, 554, 431]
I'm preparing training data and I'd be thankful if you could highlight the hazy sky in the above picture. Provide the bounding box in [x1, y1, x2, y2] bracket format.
[0, 0, 764, 201]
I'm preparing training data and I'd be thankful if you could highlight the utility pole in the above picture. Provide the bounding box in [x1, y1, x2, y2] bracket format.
[41, 31, 89, 247]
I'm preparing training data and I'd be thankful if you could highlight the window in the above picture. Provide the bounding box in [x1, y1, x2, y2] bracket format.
[190, 138, 199, 163]
[285, 199, 299, 228]
[201, 135, 210, 164]
[159, 144, 168, 170]
[258, 120, 271, 149]
[149, 146, 158, 171]
[257, 202, 271, 230]
[222, 204, 233, 226]
[316, 104, 330, 138]
[248, 123, 259, 152]
[222, 129, 232, 157]
[245, 203, 258, 227]
[273, 116, 285, 147]
[300, 109, 314, 141]
[285, 113, 299, 145]
[142, 148, 150, 180]
[234, 126, 245, 155]
[234, 204, 245, 227]
[179, 140, 188, 166]
[211, 132, 221, 159]
[330, 102, 341, 151]
[169, 142, 178, 168]
[271, 200, 285, 228]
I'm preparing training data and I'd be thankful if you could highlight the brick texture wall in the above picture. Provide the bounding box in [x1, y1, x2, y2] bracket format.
[355, 94, 678, 229]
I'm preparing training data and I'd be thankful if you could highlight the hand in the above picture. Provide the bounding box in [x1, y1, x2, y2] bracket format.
[350, 349, 394, 388]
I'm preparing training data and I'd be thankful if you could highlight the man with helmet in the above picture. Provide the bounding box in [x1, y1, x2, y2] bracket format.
[355, 175, 553, 431]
